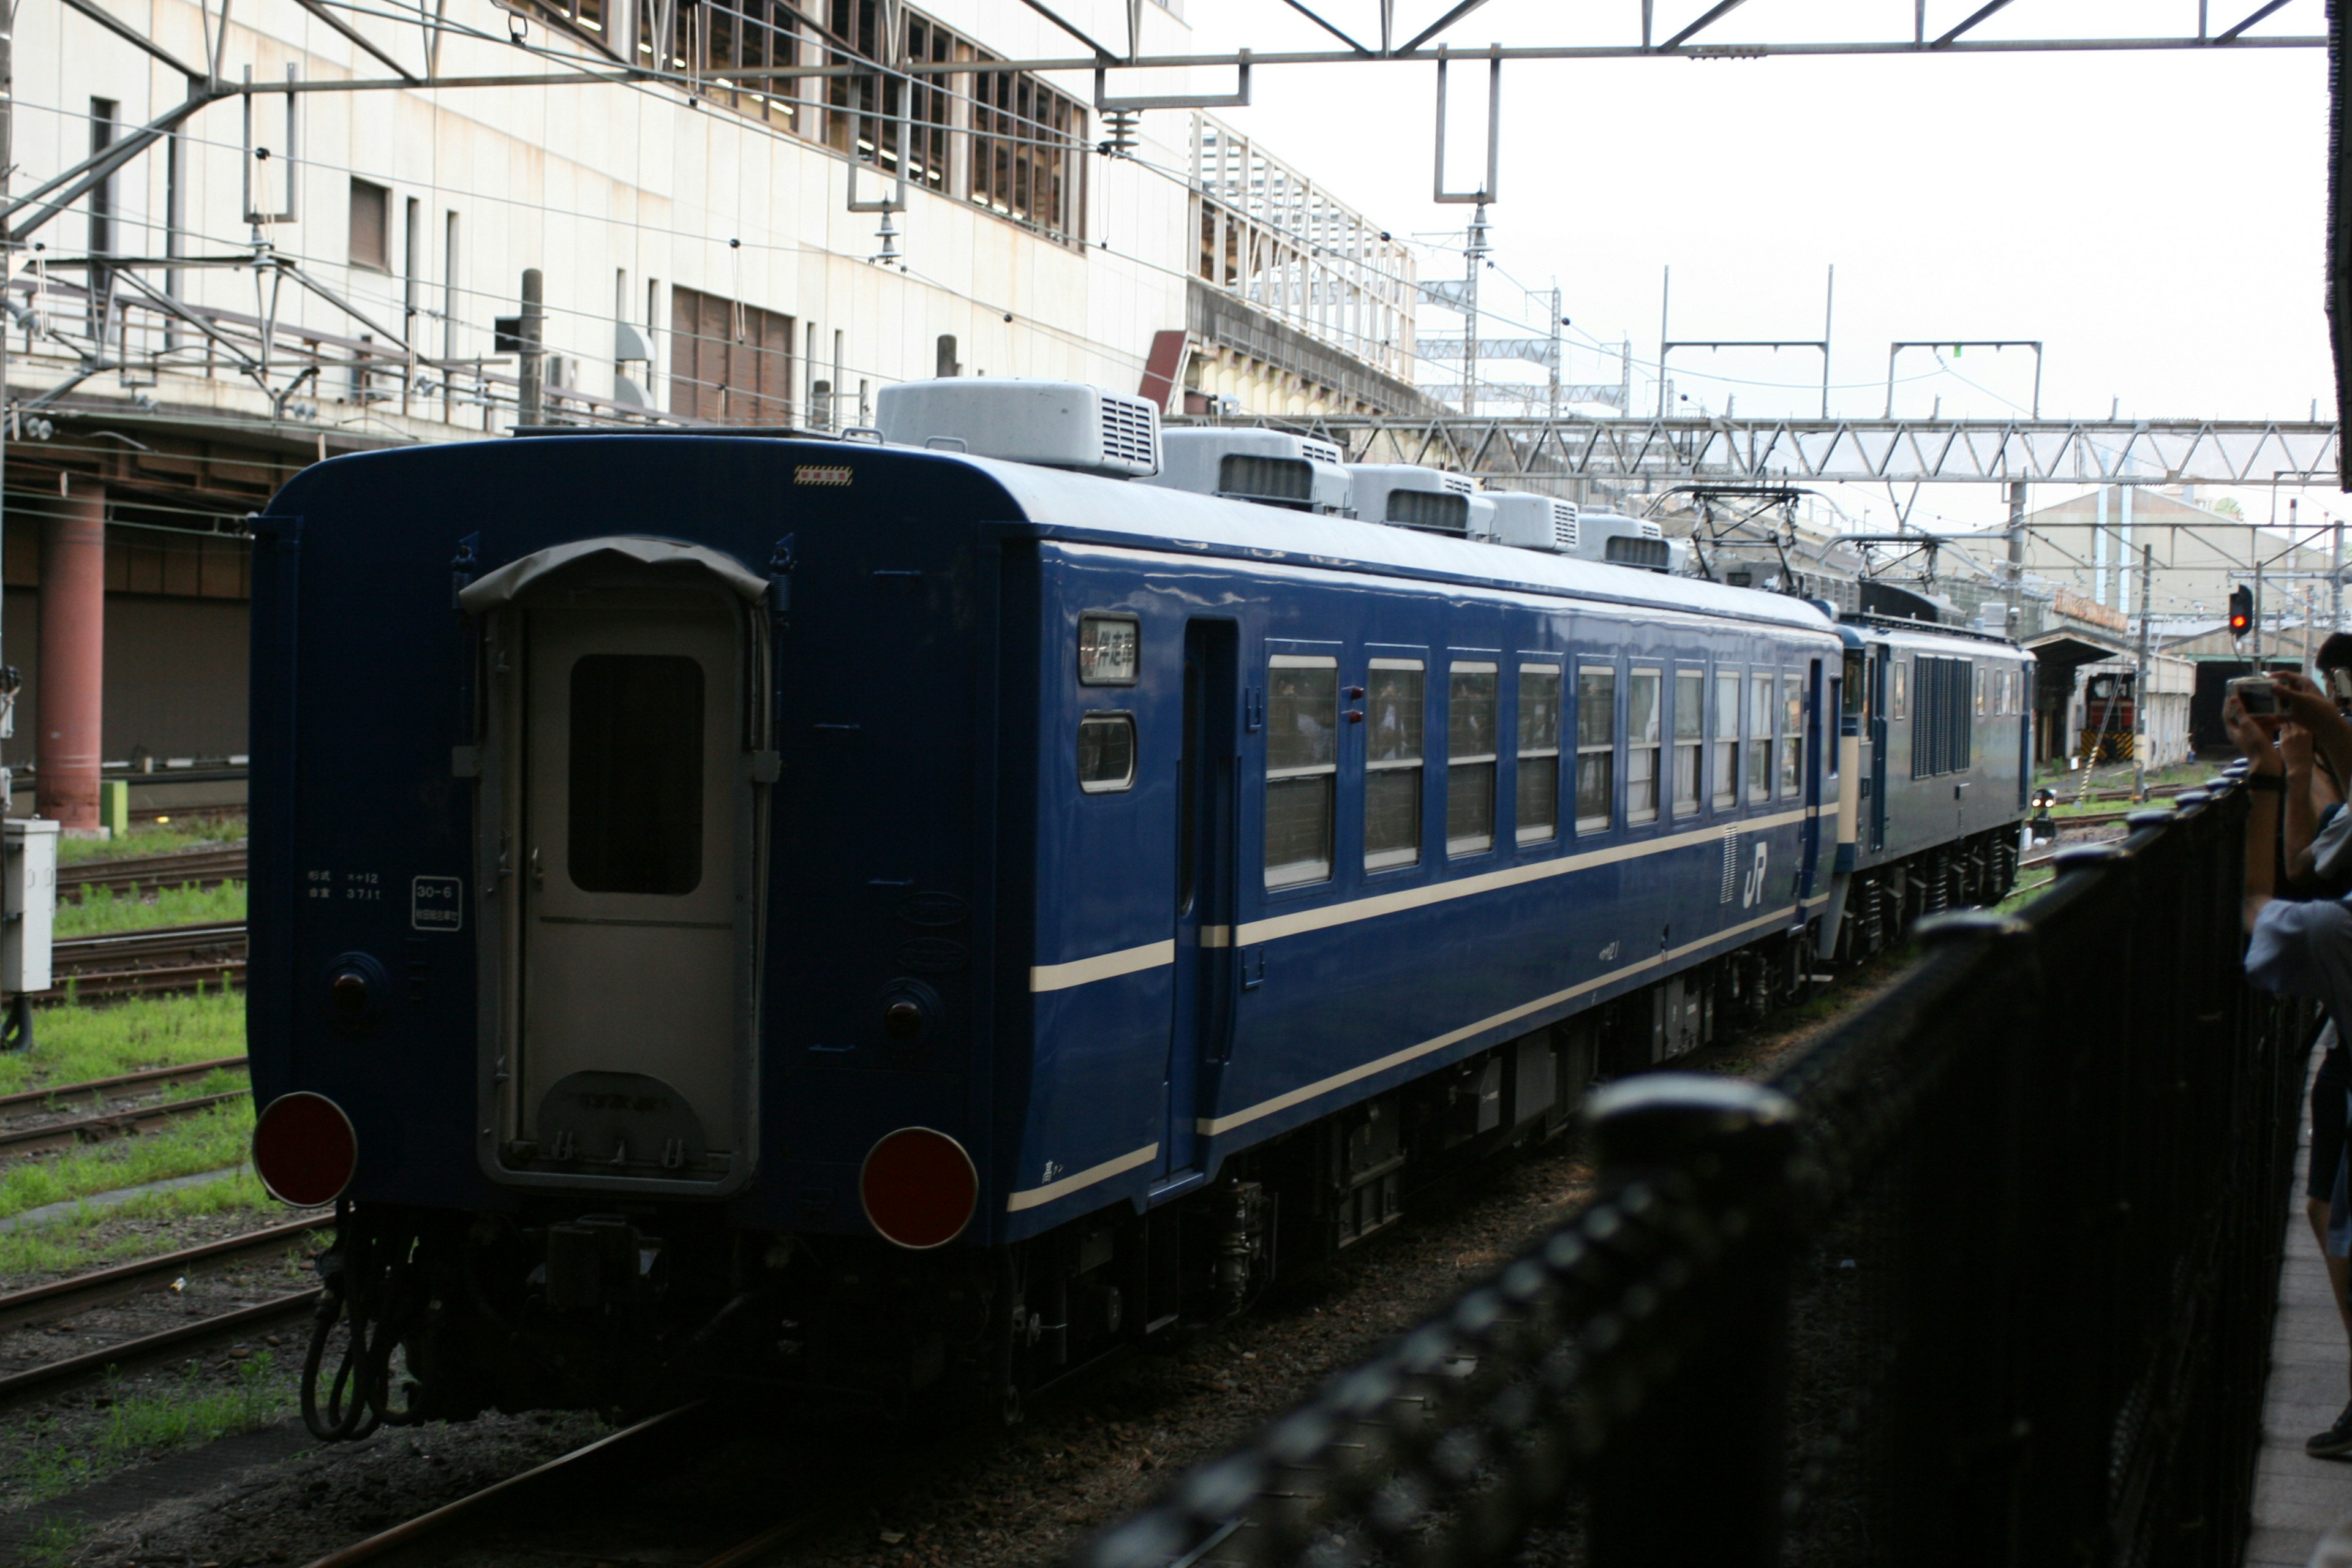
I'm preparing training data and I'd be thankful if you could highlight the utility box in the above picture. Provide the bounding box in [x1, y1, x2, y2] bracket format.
[98, 780, 129, 839]
[5, 819, 58, 994]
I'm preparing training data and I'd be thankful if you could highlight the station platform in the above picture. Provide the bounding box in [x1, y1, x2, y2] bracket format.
[2245, 1050, 2352, 1567]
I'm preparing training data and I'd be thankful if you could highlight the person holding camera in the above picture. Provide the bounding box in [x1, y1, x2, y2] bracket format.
[2230, 673, 2352, 1457]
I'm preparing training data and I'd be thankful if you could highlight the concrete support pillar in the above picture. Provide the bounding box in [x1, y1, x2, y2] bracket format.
[37, 478, 104, 830]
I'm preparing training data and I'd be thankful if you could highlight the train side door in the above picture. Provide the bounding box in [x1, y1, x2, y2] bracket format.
[1868, 647, 1890, 853]
[1164, 620, 1239, 1183]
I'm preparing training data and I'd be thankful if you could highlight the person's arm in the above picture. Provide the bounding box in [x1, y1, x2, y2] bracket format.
[2277, 671, 2352, 782]
[2226, 693, 2285, 930]
[2285, 722, 2321, 881]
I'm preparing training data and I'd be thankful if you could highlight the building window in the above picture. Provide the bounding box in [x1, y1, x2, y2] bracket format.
[1266, 655, 1338, 888]
[1713, 669, 1740, 809]
[1446, 662, 1498, 856]
[349, 178, 391, 272]
[1748, 673, 1774, 802]
[1365, 659, 1425, 870]
[1627, 667, 1662, 826]
[1517, 665, 1561, 845]
[1673, 669, 1703, 815]
[1781, 673, 1804, 797]
[1576, 665, 1616, 833]
[668, 285, 795, 424]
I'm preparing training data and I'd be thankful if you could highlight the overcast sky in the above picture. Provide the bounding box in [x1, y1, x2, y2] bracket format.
[1174, 0, 2335, 537]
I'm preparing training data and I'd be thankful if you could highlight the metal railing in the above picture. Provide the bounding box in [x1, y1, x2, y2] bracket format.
[1076, 782, 2309, 1568]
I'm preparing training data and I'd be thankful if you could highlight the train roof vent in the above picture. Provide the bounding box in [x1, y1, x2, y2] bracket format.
[1486, 492, 1578, 555]
[873, 379, 1159, 478]
[1572, 512, 1673, 574]
[1603, 535, 1673, 572]
[1348, 464, 1480, 537]
[1146, 429, 1352, 513]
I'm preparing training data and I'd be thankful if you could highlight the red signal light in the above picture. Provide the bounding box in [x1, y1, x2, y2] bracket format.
[859, 1127, 978, 1250]
[252, 1091, 359, 1207]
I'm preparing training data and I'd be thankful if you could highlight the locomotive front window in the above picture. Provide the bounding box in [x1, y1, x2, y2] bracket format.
[1748, 673, 1774, 802]
[568, 654, 704, 896]
[1517, 665, 1561, 845]
[1077, 712, 1137, 793]
[1781, 674, 1804, 797]
[1447, 663, 1498, 856]
[1627, 669, 1662, 826]
[1576, 665, 1615, 833]
[1365, 660, 1425, 871]
[1673, 670, 1703, 816]
[1712, 670, 1739, 810]
[1265, 655, 1339, 888]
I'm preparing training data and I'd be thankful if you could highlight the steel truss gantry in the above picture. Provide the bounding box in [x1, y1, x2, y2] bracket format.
[1205, 414, 2343, 488]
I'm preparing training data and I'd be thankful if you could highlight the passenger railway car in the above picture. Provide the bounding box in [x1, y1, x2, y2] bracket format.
[243, 386, 2030, 1433]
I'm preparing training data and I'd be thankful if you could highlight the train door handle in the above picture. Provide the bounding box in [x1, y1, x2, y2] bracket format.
[1238, 946, 1266, 992]
[530, 846, 544, 890]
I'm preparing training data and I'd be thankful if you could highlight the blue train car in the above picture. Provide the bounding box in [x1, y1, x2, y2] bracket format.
[243, 393, 2023, 1430]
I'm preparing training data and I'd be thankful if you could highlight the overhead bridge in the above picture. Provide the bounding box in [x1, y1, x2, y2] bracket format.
[1183, 415, 2343, 488]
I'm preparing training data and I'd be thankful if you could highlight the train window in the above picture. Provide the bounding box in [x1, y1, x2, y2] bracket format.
[1365, 659, 1425, 871]
[1516, 665, 1561, 846]
[1447, 662, 1499, 856]
[1781, 674, 1804, 797]
[1893, 659, 1910, 720]
[1077, 712, 1136, 793]
[1842, 652, 1867, 718]
[1627, 668, 1662, 826]
[1748, 673, 1774, 802]
[1673, 669, 1703, 816]
[568, 654, 704, 896]
[1973, 663, 1986, 717]
[1711, 670, 1739, 809]
[1265, 655, 1338, 889]
[1079, 614, 1140, 685]
[1576, 665, 1616, 833]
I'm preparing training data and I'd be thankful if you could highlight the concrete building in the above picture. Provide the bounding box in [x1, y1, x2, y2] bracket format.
[0, 0, 1422, 825]
[1986, 486, 2339, 626]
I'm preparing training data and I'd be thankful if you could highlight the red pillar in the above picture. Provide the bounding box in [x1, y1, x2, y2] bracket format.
[37, 477, 104, 830]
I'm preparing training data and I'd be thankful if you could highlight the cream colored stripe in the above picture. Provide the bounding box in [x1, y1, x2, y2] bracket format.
[1005, 1142, 1159, 1212]
[1233, 807, 1811, 945]
[1197, 903, 1807, 1137]
[1030, 940, 1175, 993]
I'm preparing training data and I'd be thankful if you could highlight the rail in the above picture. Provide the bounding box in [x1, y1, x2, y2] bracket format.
[1075, 780, 2305, 1567]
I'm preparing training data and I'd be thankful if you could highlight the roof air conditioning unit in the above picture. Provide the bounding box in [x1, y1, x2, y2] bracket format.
[1145, 429, 1352, 514]
[1348, 464, 1490, 540]
[874, 379, 1160, 478]
[1574, 512, 1673, 575]
[1485, 492, 1579, 554]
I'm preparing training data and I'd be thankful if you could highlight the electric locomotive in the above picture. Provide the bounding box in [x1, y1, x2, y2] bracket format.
[243, 382, 2030, 1433]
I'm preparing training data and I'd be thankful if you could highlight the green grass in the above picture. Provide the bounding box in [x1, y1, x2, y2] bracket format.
[18, 1521, 88, 1566]
[0, 1096, 254, 1223]
[0, 1357, 288, 1515]
[0, 989, 245, 1099]
[55, 817, 246, 866]
[55, 878, 246, 939]
[0, 1170, 284, 1280]
[1998, 870, 2060, 913]
[101, 1353, 285, 1455]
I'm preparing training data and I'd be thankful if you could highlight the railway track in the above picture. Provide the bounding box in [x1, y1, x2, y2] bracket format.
[47, 918, 247, 1003]
[0, 1054, 249, 1156]
[58, 845, 247, 902]
[0, 1217, 331, 1406]
[296, 1403, 921, 1568]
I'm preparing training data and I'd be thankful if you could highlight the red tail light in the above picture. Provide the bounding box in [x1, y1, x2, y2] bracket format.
[859, 1127, 978, 1250]
[252, 1092, 359, 1207]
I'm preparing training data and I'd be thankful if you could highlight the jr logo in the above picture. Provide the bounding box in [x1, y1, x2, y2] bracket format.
[1741, 842, 1771, 909]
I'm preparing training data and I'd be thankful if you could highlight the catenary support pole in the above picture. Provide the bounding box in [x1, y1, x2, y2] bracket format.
[36, 478, 103, 831]
[2135, 543, 2151, 799]
[2005, 479, 2026, 635]
[516, 267, 543, 425]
